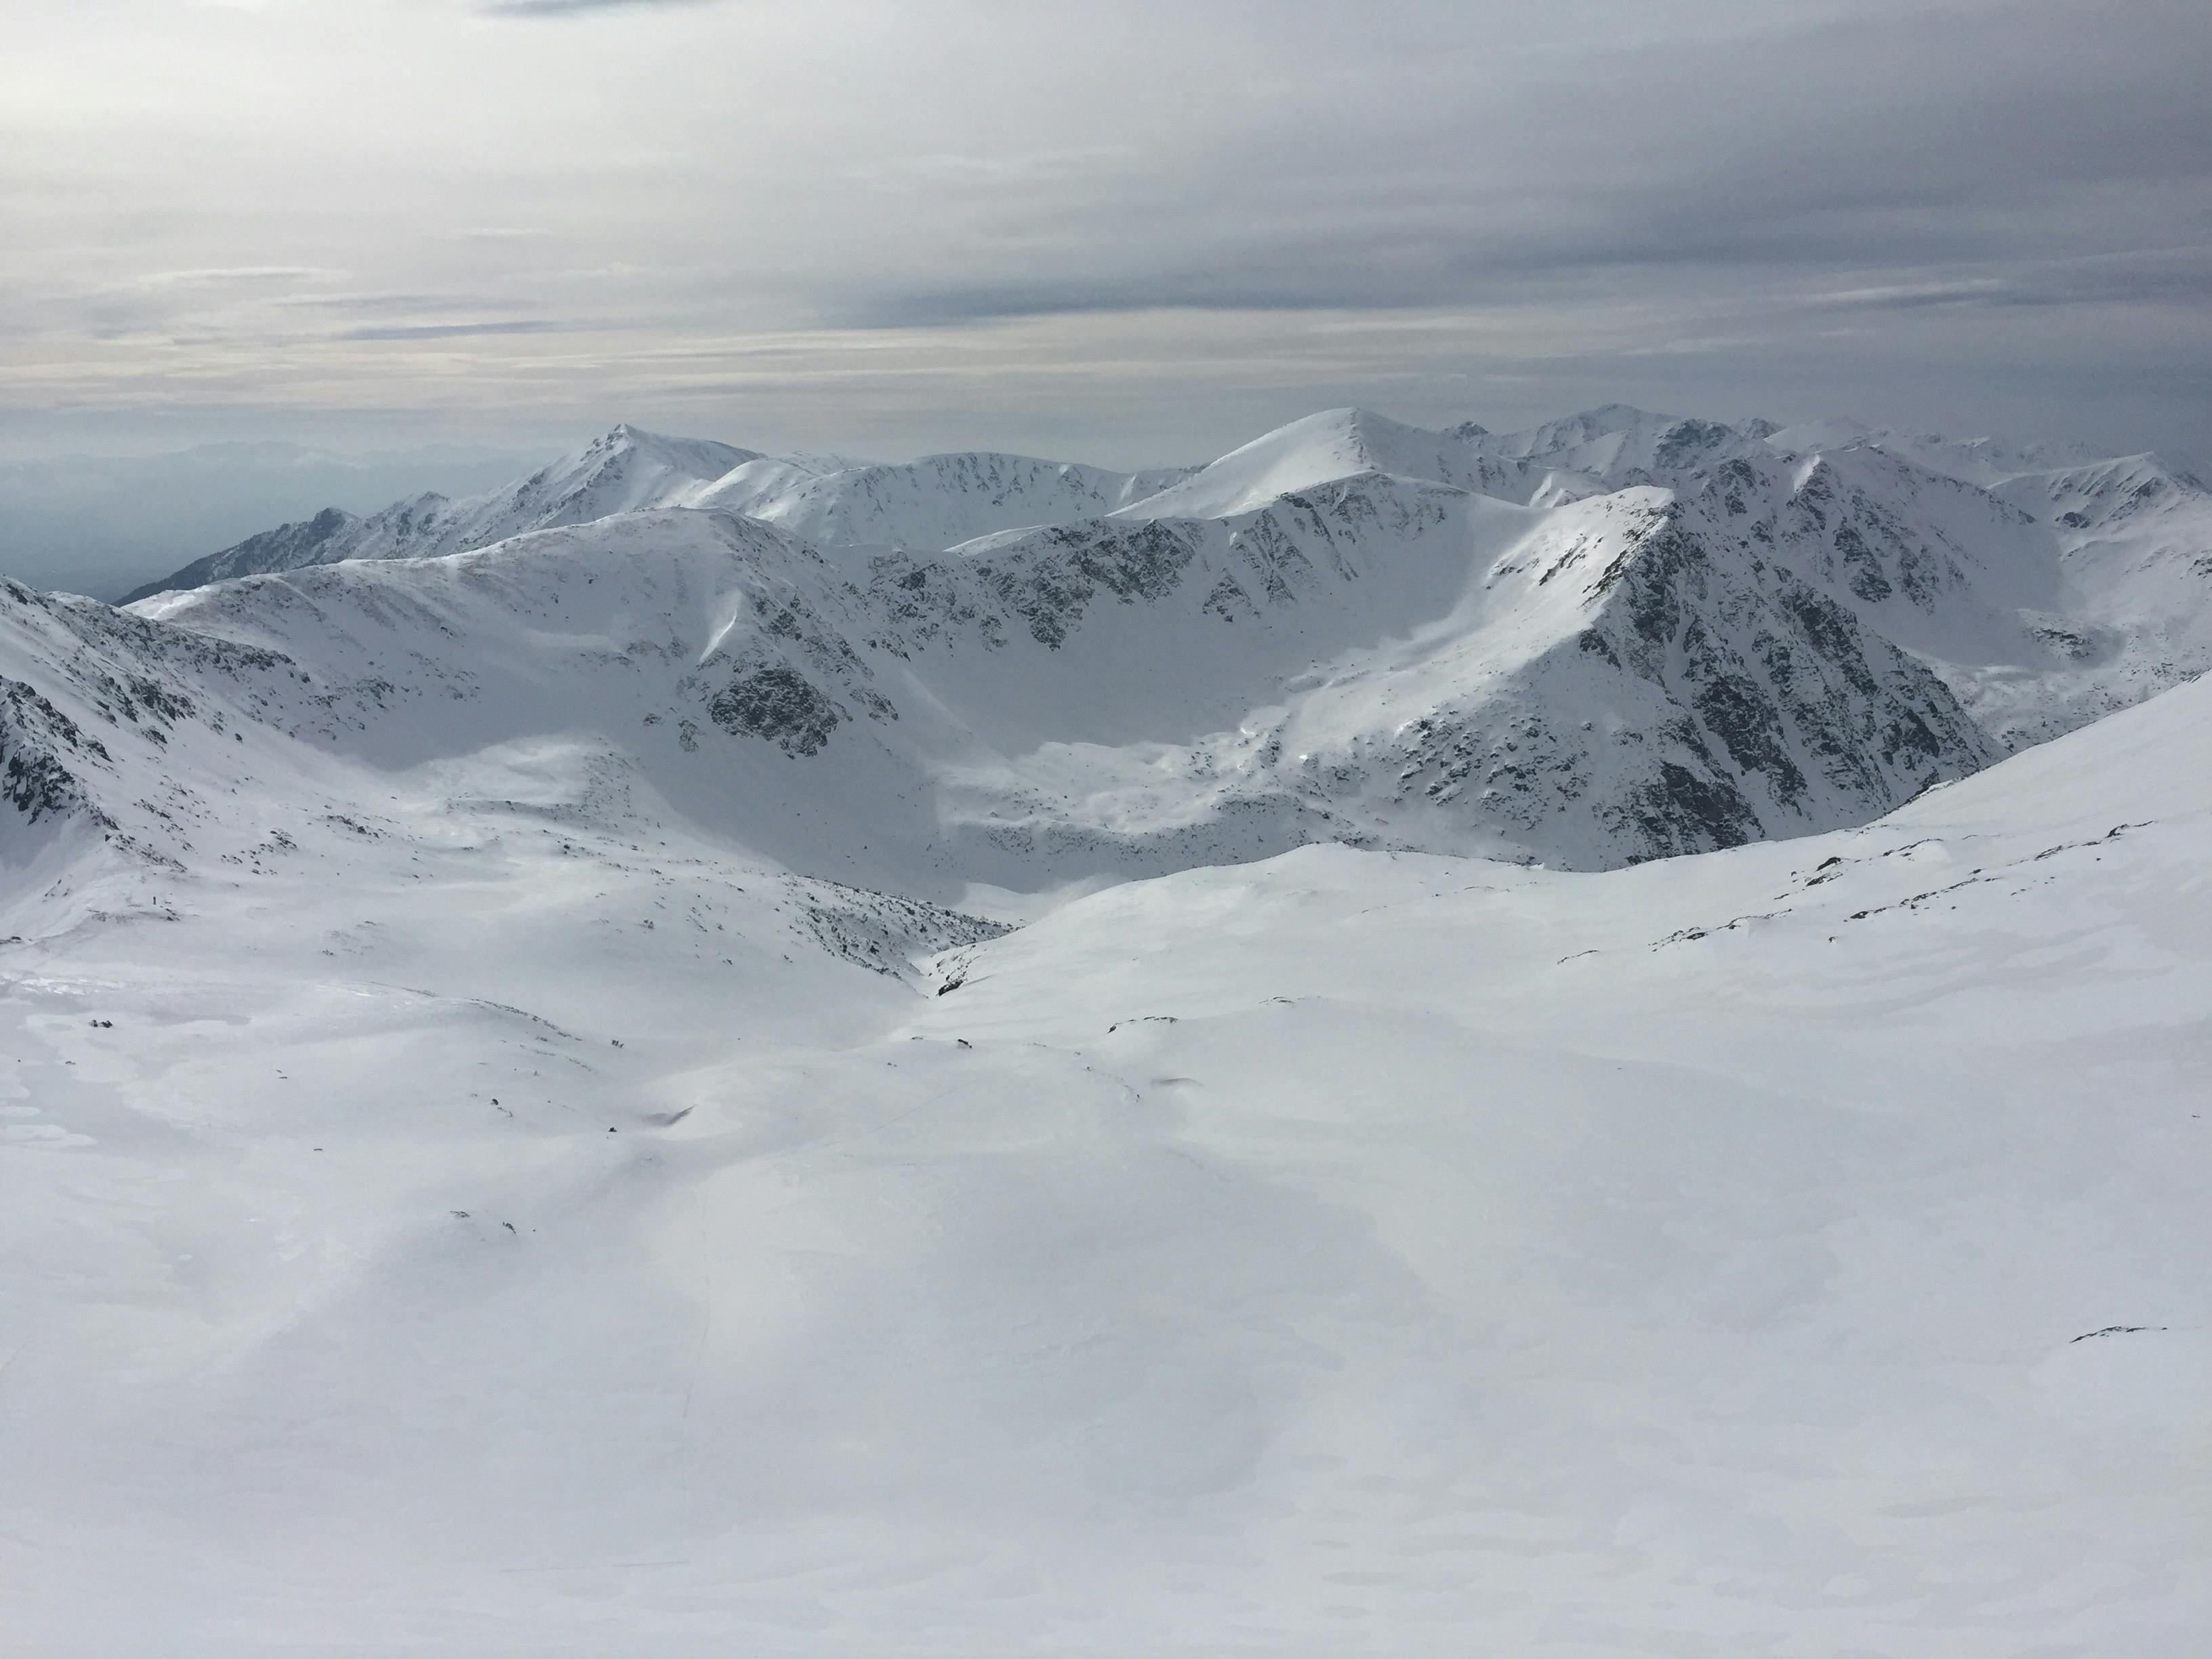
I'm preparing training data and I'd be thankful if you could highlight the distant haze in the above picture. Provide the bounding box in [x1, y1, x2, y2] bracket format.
[3, 0, 2207, 590]
[0, 445, 552, 600]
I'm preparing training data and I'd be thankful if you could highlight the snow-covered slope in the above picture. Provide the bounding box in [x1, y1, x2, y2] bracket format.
[5, 639, 2205, 1653]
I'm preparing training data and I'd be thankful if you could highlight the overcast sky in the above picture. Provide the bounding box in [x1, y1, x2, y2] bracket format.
[5, 0, 2209, 474]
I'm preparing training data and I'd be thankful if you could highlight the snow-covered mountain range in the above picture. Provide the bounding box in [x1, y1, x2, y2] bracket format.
[14, 401, 2207, 903]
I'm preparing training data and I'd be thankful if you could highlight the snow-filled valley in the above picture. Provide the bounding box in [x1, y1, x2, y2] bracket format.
[5, 403, 2210, 1654]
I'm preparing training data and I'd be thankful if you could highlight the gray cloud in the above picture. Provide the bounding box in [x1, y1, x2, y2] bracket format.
[276, 291, 531, 313]
[2, 0, 2207, 487]
[1807, 253, 2212, 314]
[481, 0, 722, 16]
[134, 267, 346, 289]
[806, 1, 2212, 335]
[340, 320, 563, 341]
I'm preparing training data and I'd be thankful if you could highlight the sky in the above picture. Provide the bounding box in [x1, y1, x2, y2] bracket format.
[3, 0, 2209, 588]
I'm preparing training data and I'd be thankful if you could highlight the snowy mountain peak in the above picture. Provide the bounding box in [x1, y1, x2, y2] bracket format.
[513, 423, 756, 518]
[1114, 407, 1490, 520]
[583, 421, 756, 480]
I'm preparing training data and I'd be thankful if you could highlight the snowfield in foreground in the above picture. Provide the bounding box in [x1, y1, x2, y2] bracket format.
[4, 650, 2207, 1654]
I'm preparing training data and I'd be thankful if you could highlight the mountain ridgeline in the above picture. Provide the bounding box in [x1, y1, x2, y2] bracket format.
[10, 403, 2211, 905]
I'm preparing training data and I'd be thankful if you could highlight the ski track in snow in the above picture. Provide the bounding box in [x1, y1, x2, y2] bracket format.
[3, 403, 2209, 1654]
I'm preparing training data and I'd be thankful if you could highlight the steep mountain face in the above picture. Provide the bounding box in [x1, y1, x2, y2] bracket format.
[1744, 424, 2212, 745]
[1258, 483, 1994, 867]
[0, 577, 304, 878]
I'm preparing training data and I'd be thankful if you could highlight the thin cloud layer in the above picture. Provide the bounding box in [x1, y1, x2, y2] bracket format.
[1, 0, 2206, 469]
[340, 320, 564, 342]
[483, 0, 722, 15]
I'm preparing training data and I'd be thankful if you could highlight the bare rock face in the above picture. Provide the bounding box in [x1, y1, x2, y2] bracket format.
[708, 663, 847, 757]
